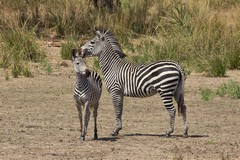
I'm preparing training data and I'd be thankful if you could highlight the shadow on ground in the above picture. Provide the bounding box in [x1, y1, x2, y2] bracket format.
[123, 133, 209, 138]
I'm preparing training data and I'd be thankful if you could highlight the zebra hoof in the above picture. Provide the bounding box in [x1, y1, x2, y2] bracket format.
[80, 136, 85, 141]
[94, 134, 98, 140]
[183, 133, 188, 138]
[165, 129, 173, 137]
[165, 133, 171, 138]
[110, 131, 119, 137]
[183, 127, 188, 138]
[183, 131, 188, 138]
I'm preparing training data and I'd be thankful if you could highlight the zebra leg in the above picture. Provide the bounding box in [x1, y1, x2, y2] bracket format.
[160, 94, 176, 137]
[81, 102, 91, 141]
[75, 101, 83, 140]
[182, 104, 188, 137]
[110, 91, 124, 137]
[175, 93, 188, 137]
[93, 104, 98, 140]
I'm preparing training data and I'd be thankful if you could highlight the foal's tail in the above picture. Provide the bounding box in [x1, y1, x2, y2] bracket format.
[174, 70, 186, 116]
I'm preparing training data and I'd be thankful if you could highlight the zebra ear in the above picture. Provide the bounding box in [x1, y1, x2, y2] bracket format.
[94, 26, 98, 32]
[71, 48, 79, 60]
[96, 30, 101, 37]
[100, 36, 105, 41]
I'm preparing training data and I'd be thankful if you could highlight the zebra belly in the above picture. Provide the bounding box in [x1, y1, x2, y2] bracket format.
[123, 86, 158, 98]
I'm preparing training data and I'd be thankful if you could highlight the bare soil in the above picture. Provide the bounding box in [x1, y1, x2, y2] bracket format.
[0, 45, 240, 160]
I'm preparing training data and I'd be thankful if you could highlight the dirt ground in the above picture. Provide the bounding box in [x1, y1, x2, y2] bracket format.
[0, 45, 240, 160]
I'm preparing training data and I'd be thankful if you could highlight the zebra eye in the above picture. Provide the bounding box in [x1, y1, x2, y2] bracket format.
[90, 41, 95, 44]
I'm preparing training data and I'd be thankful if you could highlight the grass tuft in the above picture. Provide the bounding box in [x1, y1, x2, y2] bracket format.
[201, 80, 240, 101]
[200, 87, 214, 101]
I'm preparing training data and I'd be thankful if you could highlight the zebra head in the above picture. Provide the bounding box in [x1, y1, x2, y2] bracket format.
[72, 49, 90, 76]
[80, 29, 107, 58]
[81, 28, 126, 58]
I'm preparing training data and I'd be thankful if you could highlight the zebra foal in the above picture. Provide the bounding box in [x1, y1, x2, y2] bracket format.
[80, 28, 188, 138]
[72, 49, 102, 141]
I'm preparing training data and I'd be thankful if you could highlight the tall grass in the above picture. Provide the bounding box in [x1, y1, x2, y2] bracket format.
[0, 27, 45, 77]
[60, 37, 78, 60]
[0, 0, 240, 77]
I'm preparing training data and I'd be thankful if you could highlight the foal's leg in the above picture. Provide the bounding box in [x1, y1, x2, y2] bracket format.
[81, 102, 90, 141]
[75, 101, 83, 140]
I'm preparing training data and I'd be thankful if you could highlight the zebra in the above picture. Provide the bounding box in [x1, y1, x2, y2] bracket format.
[79, 28, 188, 138]
[72, 49, 102, 141]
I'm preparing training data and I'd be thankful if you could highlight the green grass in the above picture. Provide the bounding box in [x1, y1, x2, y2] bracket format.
[216, 83, 228, 97]
[224, 80, 240, 99]
[200, 87, 214, 101]
[216, 80, 240, 99]
[201, 80, 240, 101]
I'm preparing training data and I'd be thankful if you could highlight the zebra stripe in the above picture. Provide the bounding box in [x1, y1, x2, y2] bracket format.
[80, 29, 188, 137]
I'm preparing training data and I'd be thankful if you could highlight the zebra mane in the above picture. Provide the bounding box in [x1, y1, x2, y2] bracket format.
[96, 28, 126, 58]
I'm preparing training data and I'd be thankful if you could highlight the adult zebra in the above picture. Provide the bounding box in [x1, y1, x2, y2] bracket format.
[72, 50, 102, 141]
[79, 28, 188, 137]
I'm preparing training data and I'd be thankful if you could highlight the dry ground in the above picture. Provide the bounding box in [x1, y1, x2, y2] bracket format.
[0, 45, 240, 160]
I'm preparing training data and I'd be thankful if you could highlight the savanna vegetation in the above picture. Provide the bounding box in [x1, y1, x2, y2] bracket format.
[0, 0, 240, 78]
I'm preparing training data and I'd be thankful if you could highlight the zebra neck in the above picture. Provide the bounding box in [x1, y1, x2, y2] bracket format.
[99, 44, 124, 71]
[75, 73, 89, 90]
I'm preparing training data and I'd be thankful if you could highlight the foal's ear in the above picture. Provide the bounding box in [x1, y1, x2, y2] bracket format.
[85, 69, 91, 77]
[71, 48, 79, 60]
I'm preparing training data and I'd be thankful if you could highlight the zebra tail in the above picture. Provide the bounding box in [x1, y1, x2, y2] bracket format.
[177, 93, 184, 117]
[175, 71, 186, 117]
